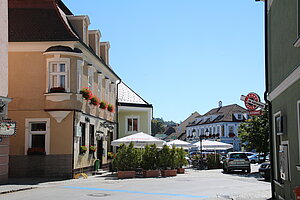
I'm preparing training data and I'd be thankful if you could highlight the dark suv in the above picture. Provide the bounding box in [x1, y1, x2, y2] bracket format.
[223, 152, 251, 173]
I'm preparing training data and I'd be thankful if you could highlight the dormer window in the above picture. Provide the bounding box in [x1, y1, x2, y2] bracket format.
[237, 113, 243, 120]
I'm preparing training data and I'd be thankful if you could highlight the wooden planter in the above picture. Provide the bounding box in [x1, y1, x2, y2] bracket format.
[117, 171, 135, 179]
[177, 168, 185, 174]
[143, 170, 160, 178]
[161, 169, 177, 177]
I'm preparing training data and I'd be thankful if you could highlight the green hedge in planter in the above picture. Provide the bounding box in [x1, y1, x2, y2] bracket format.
[176, 148, 188, 168]
[112, 142, 140, 171]
[158, 145, 177, 170]
[141, 144, 158, 170]
[206, 154, 222, 169]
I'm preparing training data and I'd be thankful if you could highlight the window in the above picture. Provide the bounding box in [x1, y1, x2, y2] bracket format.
[105, 79, 109, 101]
[79, 122, 86, 147]
[77, 60, 83, 93]
[213, 127, 216, 134]
[237, 114, 242, 120]
[217, 126, 220, 134]
[98, 75, 102, 98]
[49, 62, 68, 91]
[88, 67, 94, 91]
[229, 126, 234, 134]
[30, 122, 46, 149]
[25, 118, 50, 155]
[127, 117, 138, 133]
[89, 124, 95, 146]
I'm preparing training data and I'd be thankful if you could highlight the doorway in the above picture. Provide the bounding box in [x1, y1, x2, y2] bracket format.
[97, 139, 103, 168]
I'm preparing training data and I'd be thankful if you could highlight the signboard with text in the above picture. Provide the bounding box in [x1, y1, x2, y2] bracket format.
[0, 120, 17, 137]
[240, 93, 265, 116]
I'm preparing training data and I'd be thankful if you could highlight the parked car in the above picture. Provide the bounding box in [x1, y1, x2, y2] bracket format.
[248, 154, 260, 163]
[223, 152, 251, 173]
[259, 162, 270, 180]
[245, 152, 256, 157]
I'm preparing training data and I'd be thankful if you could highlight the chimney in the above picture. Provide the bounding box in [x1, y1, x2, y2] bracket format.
[100, 42, 110, 66]
[218, 101, 222, 108]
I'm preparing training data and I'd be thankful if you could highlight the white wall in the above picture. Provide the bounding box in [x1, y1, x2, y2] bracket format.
[0, 0, 8, 97]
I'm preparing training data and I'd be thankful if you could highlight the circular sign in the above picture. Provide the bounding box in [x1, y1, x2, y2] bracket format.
[244, 93, 260, 111]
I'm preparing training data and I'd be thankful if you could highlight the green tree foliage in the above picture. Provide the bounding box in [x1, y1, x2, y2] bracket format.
[176, 148, 188, 168]
[151, 119, 165, 135]
[238, 109, 269, 156]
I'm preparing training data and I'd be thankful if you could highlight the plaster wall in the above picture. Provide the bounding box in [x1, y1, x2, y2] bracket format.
[0, 0, 8, 97]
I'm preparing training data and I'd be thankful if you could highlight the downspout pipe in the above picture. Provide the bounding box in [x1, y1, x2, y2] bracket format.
[262, 0, 275, 198]
[116, 80, 121, 141]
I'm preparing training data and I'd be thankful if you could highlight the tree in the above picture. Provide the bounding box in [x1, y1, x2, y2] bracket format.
[151, 119, 164, 135]
[238, 109, 269, 158]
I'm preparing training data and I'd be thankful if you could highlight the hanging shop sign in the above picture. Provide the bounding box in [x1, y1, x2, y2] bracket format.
[0, 120, 17, 137]
[240, 93, 265, 116]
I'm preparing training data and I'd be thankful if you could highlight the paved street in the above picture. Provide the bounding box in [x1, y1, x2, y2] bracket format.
[1, 165, 271, 200]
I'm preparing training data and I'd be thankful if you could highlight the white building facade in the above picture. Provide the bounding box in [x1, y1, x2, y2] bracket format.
[186, 104, 249, 151]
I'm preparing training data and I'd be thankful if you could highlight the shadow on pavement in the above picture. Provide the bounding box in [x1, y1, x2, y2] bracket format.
[221, 170, 270, 183]
[5, 178, 69, 186]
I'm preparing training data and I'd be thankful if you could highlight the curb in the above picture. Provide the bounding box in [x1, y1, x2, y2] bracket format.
[0, 186, 37, 195]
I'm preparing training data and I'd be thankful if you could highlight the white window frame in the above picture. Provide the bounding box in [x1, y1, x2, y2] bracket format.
[46, 57, 70, 93]
[98, 74, 103, 98]
[77, 60, 83, 93]
[25, 118, 50, 155]
[125, 116, 139, 134]
[105, 79, 110, 102]
[88, 67, 94, 92]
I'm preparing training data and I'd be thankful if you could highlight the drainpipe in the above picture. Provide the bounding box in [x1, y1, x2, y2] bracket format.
[116, 80, 121, 144]
[262, 0, 275, 198]
[72, 110, 76, 178]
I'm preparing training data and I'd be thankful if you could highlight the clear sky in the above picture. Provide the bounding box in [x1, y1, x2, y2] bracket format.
[62, 0, 265, 123]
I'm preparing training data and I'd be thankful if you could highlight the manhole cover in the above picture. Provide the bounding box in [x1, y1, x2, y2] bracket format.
[87, 193, 111, 198]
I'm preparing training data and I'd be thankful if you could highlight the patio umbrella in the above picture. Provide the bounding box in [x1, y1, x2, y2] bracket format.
[166, 139, 195, 149]
[111, 132, 165, 148]
[192, 140, 233, 151]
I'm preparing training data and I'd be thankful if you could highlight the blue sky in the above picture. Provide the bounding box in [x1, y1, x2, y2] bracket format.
[62, 0, 265, 122]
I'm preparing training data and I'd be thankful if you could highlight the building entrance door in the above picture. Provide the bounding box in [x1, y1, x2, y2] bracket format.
[97, 139, 103, 168]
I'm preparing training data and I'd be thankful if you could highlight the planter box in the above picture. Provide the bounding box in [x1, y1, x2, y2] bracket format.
[143, 170, 160, 178]
[161, 169, 177, 177]
[117, 171, 135, 179]
[177, 168, 185, 174]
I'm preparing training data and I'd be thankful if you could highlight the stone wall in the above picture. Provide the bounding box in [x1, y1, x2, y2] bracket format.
[9, 154, 73, 178]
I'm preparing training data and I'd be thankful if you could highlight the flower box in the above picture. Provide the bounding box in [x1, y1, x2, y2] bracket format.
[107, 104, 114, 112]
[117, 171, 136, 179]
[80, 145, 87, 154]
[49, 87, 66, 93]
[161, 169, 177, 177]
[27, 147, 46, 155]
[99, 101, 108, 109]
[89, 145, 96, 153]
[143, 170, 160, 178]
[80, 88, 92, 100]
[89, 96, 99, 106]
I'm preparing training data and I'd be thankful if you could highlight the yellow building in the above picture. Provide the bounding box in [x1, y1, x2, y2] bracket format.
[8, 0, 120, 178]
[117, 82, 153, 138]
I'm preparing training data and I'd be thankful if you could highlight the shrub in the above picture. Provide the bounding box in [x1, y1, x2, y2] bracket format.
[113, 142, 140, 171]
[158, 145, 171, 170]
[176, 148, 188, 168]
[141, 144, 158, 170]
[206, 154, 222, 169]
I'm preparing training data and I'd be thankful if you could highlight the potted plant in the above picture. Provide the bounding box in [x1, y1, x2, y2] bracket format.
[99, 100, 108, 109]
[176, 148, 188, 174]
[27, 147, 46, 155]
[89, 96, 99, 106]
[89, 145, 96, 153]
[107, 104, 114, 112]
[49, 87, 65, 93]
[113, 142, 139, 179]
[141, 144, 160, 178]
[158, 145, 177, 177]
[80, 88, 92, 100]
[80, 145, 87, 154]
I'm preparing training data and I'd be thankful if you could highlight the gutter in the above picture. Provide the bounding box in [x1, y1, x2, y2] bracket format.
[262, 0, 275, 198]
